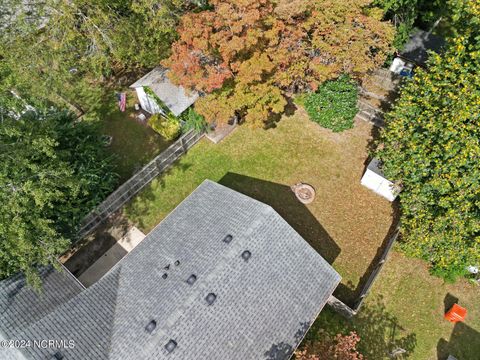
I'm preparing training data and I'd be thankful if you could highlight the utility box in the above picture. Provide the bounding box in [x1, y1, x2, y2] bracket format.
[361, 158, 399, 202]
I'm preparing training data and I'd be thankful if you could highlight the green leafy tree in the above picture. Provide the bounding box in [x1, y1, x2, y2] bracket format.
[0, 0, 192, 114]
[374, 0, 445, 49]
[0, 108, 117, 285]
[377, 0, 480, 280]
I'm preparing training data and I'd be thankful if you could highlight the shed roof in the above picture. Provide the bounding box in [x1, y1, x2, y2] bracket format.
[399, 30, 446, 66]
[130, 67, 199, 116]
[1, 180, 340, 360]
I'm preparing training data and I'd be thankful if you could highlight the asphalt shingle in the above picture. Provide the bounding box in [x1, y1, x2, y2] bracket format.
[0, 180, 340, 360]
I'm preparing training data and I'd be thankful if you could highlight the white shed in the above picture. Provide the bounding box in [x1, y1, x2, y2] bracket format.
[130, 67, 199, 116]
[361, 158, 399, 202]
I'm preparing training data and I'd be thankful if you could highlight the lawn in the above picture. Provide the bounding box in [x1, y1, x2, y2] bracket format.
[98, 90, 172, 182]
[307, 251, 480, 360]
[124, 109, 396, 306]
[123, 109, 480, 359]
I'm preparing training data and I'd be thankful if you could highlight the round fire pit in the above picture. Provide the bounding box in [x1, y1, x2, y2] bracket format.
[291, 183, 316, 204]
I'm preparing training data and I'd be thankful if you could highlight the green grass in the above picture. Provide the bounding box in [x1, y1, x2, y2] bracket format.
[307, 251, 480, 359]
[98, 92, 172, 182]
[123, 110, 479, 359]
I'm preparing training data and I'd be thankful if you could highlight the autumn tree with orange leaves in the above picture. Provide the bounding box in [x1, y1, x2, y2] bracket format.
[164, 0, 394, 127]
[295, 332, 364, 360]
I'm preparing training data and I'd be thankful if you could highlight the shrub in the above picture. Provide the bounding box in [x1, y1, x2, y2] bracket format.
[180, 107, 207, 132]
[148, 113, 181, 140]
[304, 75, 358, 132]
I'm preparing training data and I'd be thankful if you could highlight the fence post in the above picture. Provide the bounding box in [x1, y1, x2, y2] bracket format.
[181, 134, 187, 152]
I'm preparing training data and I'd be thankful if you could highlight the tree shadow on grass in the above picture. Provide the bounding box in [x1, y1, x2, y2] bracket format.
[301, 296, 417, 359]
[437, 322, 480, 360]
[437, 294, 480, 360]
[218, 172, 340, 264]
[122, 161, 193, 230]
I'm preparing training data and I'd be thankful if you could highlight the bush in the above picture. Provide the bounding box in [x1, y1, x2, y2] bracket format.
[148, 113, 181, 140]
[304, 75, 358, 132]
[180, 107, 207, 132]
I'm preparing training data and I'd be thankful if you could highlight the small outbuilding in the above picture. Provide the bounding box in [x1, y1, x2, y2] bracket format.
[130, 67, 199, 117]
[390, 30, 446, 75]
[361, 158, 400, 202]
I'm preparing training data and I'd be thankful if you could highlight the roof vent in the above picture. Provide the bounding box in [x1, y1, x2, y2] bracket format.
[145, 320, 157, 334]
[174, 260, 180, 266]
[223, 234, 233, 244]
[162, 273, 168, 279]
[186, 274, 197, 285]
[164, 264, 170, 270]
[241, 250, 252, 262]
[205, 293, 217, 305]
[165, 339, 177, 353]
[51, 352, 64, 360]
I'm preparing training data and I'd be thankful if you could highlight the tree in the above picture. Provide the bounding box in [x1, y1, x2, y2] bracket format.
[164, 0, 394, 127]
[0, 0, 193, 114]
[295, 332, 364, 360]
[0, 108, 117, 285]
[373, 0, 445, 49]
[376, 0, 480, 280]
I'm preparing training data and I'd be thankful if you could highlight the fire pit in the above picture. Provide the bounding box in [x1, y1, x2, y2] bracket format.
[291, 183, 316, 204]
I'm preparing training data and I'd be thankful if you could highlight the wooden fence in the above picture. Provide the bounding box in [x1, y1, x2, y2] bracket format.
[327, 226, 400, 318]
[353, 226, 400, 311]
[76, 129, 204, 239]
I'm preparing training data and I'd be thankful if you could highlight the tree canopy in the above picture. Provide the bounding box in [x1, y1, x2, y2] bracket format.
[377, 0, 480, 280]
[164, 0, 394, 127]
[0, 0, 194, 114]
[373, 0, 444, 49]
[0, 108, 117, 285]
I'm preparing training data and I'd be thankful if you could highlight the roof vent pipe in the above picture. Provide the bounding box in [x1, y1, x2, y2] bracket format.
[241, 250, 252, 262]
[205, 293, 217, 305]
[165, 339, 177, 353]
[145, 320, 157, 334]
[186, 274, 197, 285]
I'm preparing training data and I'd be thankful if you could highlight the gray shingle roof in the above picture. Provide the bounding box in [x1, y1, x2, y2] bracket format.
[1, 180, 340, 360]
[130, 67, 199, 116]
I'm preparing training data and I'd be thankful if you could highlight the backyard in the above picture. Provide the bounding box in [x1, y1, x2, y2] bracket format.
[309, 251, 480, 359]
[121, 108, 479, 359]
[98, 90, 172, 182]
[124, 108, 396, 307]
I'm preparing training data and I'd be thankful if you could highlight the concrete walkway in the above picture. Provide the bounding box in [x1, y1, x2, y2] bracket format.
[78, 227, 146, 287]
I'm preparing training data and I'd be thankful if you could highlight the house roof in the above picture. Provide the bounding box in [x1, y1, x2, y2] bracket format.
[0, 180, 340, 360]
[130, 67, 199, 116]
[399, 30, 446, 66]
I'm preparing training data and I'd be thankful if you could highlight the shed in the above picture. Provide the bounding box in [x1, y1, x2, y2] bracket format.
[361, 158, 399, 202]
[399, 30, 445, 66]
[1, 180, 340, 360]
[130, 67, 199, 117]
[390, 30, 446, 75]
